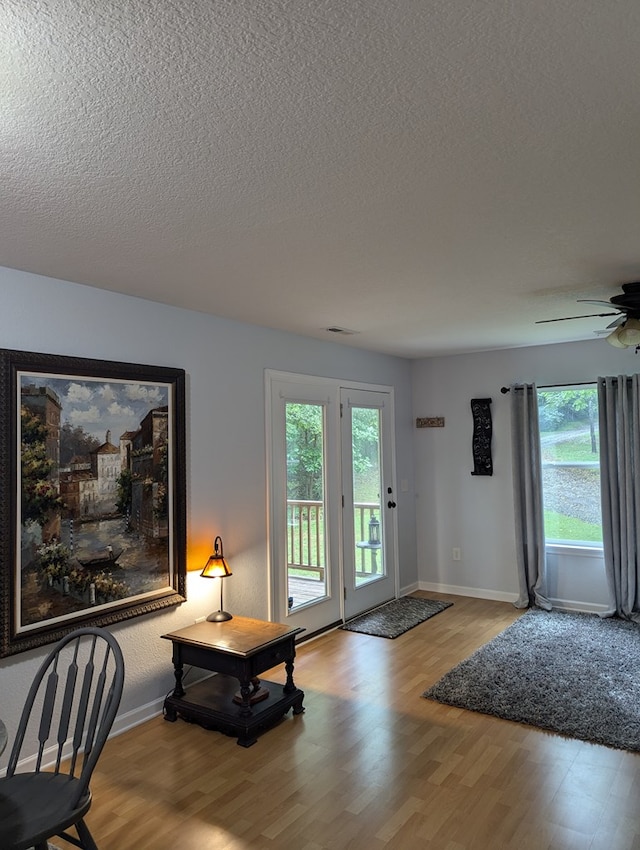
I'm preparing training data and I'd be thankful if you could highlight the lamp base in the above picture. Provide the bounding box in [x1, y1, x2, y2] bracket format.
[207, 610, 233, 622]
[233, 677, 270, 706]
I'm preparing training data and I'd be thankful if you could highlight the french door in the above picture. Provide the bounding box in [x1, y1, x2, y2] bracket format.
[267, 372, 397, 636]
[340, 388, 396, 620]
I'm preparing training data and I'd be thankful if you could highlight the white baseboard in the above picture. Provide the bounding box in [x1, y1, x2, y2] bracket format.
[418, 581, 519, 604]
[4, 675, 213, 777]
[4, 698, 166, 777]
[109, 671, 216, 739]
[418, 581, 608, 614]
[548, 598, 609, 614]
[110, 695, 165, 739]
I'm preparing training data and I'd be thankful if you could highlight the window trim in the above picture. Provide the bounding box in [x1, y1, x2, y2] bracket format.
[545, 542, 603, 558]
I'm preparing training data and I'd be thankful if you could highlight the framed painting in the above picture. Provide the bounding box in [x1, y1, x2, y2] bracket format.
[0, 349, 187, 657]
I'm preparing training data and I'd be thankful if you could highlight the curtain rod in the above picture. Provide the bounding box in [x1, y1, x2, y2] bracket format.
[500, 381, 596, 394]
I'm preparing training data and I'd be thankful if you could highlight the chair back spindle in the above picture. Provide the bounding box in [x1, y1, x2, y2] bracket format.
[6, 627, 124, 809]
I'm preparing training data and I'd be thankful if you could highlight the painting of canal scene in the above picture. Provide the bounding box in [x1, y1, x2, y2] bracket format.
[0, 349, 186, 657]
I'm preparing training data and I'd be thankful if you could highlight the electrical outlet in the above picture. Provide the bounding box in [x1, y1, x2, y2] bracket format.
[452, 548, 461, 561]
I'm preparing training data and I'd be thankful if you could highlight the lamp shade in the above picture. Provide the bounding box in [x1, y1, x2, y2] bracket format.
[200, 536, 232, 579]
[201, 555, 232, 578]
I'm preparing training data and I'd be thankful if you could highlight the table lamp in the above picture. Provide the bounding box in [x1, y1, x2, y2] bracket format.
[201, 536, 233, 621]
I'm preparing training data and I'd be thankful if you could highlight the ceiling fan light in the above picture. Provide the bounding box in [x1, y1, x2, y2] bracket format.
[606, 327, 627, 348]
[617, 318, 640, 346]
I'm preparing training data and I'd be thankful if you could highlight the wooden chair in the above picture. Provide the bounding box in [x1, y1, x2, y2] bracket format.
[0, 626, 125, 850]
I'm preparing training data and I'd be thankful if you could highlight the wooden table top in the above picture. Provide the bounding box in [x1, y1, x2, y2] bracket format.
[162, 616, 305, 657]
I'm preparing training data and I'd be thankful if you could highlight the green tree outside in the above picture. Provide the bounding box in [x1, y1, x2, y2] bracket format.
[538, 388, 598, 454]
[286, 403, 324, 500]
[286, 403, 381, 501]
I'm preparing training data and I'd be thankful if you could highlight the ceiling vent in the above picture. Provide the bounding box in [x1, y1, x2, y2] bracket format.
[325, 326, 358, 335]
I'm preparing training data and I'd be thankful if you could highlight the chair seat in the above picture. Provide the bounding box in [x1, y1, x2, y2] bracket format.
[0, 772, 91, 850]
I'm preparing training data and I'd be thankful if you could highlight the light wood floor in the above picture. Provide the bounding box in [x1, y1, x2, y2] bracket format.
[79, 593, 640, 850]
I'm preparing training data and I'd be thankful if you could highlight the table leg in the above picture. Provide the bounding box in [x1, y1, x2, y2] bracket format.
[171, 655, 185, 698]
[283, 656, 305, 714]
[284, 657, 297, 694]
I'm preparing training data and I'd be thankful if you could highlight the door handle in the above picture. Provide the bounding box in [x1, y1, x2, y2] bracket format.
[387, 500, 396, 509]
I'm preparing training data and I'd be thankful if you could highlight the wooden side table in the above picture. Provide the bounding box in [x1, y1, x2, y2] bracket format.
[161, 616, 305, 747]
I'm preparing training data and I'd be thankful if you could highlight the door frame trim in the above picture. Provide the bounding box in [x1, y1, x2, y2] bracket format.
[265, 369, 399, 625]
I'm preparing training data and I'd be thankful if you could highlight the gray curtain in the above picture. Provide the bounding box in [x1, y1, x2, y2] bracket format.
[510, 383, 551, 610]
[598, 374, 640, 621]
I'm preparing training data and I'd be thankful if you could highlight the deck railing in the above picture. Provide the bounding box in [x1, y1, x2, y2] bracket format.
[287, 499, 380, 580]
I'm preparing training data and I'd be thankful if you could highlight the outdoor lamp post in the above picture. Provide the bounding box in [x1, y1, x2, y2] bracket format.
[368, 513, 380, 545]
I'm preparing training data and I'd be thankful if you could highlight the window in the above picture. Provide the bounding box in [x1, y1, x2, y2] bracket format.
[537, 386, 602, 547]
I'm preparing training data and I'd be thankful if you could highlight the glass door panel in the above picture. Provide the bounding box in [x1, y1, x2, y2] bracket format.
[286, 402, 327, 611]
[268, 375, 341, 635]
[351, 405, 384, 587]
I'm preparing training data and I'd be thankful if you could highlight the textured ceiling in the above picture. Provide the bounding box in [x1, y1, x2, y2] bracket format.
[2, 0, 640, 358]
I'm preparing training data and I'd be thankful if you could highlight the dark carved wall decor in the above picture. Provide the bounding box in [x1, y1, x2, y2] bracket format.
[470, 398, 493, 476]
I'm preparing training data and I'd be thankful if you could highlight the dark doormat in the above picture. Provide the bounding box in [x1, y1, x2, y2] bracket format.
[340, 596, 453, 639]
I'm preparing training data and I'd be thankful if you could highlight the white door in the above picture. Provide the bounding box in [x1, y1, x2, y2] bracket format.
[340, 388, 397, 620]
[268, 375, 342, 636]
[267, 372, 398, 636]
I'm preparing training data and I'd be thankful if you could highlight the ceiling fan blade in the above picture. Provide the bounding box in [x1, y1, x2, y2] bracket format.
[606, 315, 626, 329]
[577, 299, 626, 310]
[535, 312, 619, 324]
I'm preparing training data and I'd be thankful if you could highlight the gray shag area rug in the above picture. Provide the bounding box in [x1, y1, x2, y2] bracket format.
[424, 607, 640, 752]
[341, 596, 452, 638]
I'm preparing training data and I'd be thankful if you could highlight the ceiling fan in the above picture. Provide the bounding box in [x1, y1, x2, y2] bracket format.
[536, 281, 640, 348]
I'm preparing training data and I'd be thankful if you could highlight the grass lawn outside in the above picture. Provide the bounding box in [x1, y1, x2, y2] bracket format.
[540, 432, 599, 463]
[544, 509, 603, 544]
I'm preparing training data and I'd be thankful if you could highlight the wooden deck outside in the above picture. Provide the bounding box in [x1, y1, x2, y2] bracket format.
[287, 566, 380, 612]
[287, 574, 325, 608]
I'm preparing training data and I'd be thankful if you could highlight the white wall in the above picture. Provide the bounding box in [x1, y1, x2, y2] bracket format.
[7, 265, 633, 761]
[0, 266, 417, 762]
[411, 338, 639, 609]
